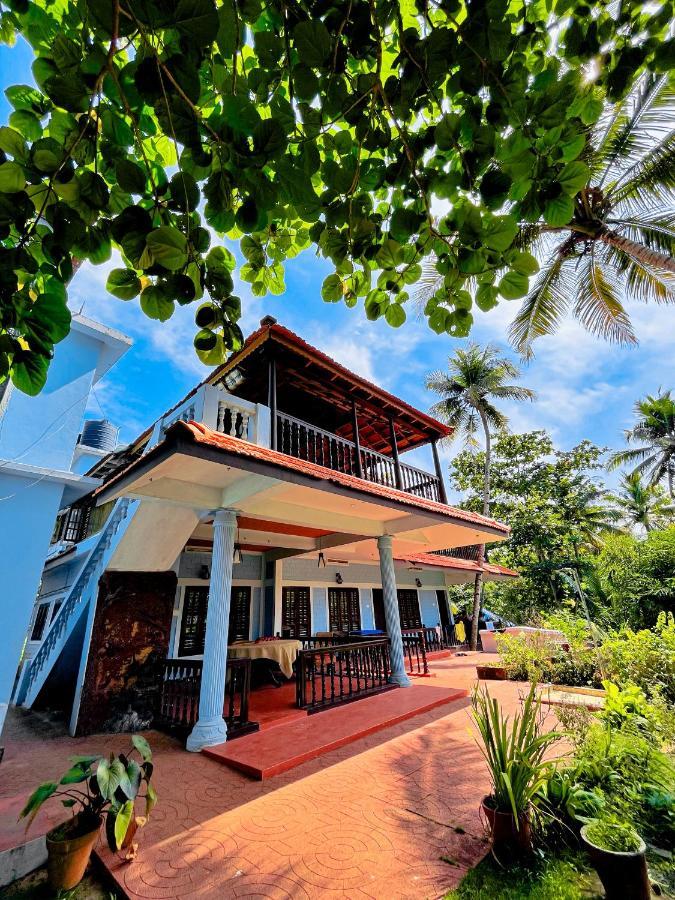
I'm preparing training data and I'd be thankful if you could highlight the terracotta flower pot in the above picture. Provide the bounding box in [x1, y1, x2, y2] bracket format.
[481, 797, 532, 853]
[580, 825, 650, 900]
[46, 814, 101, 892]
[476, 665, 507, 680]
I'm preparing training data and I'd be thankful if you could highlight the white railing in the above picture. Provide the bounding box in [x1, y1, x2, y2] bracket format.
[156, 385, 265, 446]
[22, 498, 133, 701]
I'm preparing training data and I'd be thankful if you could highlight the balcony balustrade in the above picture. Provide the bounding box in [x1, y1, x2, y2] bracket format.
[276, 411, 443, 503]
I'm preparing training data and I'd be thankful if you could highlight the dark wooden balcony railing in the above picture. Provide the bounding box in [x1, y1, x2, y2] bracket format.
[156, 657, 259, 739]
[401, 629, 430, 675]
[276, 412, 443, 502]
[296, 639, 393, 711]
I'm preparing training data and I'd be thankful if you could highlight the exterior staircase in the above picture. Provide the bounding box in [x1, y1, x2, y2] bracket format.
[19, 498, 134, 716]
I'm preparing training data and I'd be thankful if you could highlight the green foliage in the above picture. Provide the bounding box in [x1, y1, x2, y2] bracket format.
[472, 682, 559, 820]
[445, 851, 597, 900]
[0, 0, 670, 392]
[608, 391, 675, 501]
[496, 630, 600, 688]
[598, 613, 675, 703]
[19, 738, 157, 852]
[452, 430, 614, 624]
[583, 817, 642, 853]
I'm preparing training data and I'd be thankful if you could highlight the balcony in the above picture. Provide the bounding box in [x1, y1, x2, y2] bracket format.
[275, 411, 444, 503]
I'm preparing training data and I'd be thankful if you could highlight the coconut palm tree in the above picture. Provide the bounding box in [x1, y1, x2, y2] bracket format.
[608, 391, 675, 498]
[416, 74, 675, 354]
[510, 73, 675, 353]
[607, 471, 673, 533]
[426, 344, 534, 649]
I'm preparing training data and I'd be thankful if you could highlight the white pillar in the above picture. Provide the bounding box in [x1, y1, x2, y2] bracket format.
[186, 508, 237, 751]
[377, 535, 411, 687]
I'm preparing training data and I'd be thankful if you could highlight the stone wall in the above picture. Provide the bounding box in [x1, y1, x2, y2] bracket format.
[76, 570, 177, 736]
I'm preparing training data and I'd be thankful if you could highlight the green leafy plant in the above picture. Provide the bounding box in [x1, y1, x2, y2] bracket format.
[583, 816, 642, 853]
[0, 0, 671, 393]
[472, 682, 559, 826]
[19, 735, 157, 851]
[536, 769, 604, 829]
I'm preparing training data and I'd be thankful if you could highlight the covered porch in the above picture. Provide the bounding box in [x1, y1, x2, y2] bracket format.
[95, 419, 509, 754]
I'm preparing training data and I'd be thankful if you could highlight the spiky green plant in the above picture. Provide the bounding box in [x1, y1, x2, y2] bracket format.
[472, 683, 560, 826]
[607, 471, 673, 532]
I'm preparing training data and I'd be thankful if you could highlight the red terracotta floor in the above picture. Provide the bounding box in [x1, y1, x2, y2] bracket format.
[0, 654, 544, 899]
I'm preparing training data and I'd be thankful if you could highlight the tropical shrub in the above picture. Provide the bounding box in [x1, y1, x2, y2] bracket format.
[597, 613, 675, 703]
[496, 630, 600, 688]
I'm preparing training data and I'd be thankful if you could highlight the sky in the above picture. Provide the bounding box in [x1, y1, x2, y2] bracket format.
[2, 40, 673, 499]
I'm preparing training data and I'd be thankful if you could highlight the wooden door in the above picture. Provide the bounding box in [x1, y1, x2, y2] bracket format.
[282, 586, 311, 638]
[436, 589, 451, 631]
[371, 589, 386, 632]
[179, 585, 251, 654]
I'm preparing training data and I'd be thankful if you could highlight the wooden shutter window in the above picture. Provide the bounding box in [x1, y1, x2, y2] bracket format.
[229, 586, 251, 643]
[31, 603, 50, 641]
[282, 586, 311, 638]
[328, 588, 361, 633]
[178, 586, 209, 655]
[397, 589, 422, 629]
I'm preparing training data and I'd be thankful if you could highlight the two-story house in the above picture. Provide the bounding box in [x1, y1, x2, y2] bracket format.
[14, 317, 514, 759]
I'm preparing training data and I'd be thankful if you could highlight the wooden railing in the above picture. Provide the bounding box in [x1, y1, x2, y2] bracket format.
[401, 629, 429, 675]
[296, 639, 393, 712]
[276, 412, 443, 502]
[156, 657, 259, 739]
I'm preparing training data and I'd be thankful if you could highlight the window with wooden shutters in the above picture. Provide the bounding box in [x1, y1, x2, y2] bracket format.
[282, 586, 311, 638]
[328, 588, 361, 633]
[30, 603, 50, 641]
[397, 589, 422, 629]
[229, 586, 251, 642]
[179, 585, 253, 654]
[179, 586, 209, 655]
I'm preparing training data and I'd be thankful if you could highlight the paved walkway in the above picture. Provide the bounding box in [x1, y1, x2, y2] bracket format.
[1, 655, 537, 899]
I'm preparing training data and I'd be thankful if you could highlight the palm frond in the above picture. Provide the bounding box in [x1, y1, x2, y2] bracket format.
[572, 251, 637, 344]
[608, 132, 675, 207]
[508, 245, 576, 355]
[600, 242, 675, 304]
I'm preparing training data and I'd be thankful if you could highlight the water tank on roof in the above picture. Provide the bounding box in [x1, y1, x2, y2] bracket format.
[79, 419, 118, 453]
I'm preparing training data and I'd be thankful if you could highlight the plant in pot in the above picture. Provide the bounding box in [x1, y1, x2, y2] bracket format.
[19, 734, 158, 892]
[580, 816, 651, 900]
[475, 660, 508, 680]
[472, 682, 559, 854]
[535, 767, 604, 844]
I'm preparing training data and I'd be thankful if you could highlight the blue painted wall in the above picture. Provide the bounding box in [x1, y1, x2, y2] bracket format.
[0, 328, 103, 471]
[0, 474, 64, 724]
[419, 589, 441, 628]
[311, 588, 329, 633]
[360, 588, 375, 630]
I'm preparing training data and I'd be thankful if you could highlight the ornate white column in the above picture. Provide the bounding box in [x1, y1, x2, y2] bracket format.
[186, 508, 237, 751]
[377, 535, 411, 687]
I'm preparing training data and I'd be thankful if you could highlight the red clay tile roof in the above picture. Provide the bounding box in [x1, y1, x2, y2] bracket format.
[175, 421, 509, 535]
[403, 551, 518, 577]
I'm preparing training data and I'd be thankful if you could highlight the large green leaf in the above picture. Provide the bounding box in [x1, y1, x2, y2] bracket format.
[482, 214, 518, 252]
[146, 227, 188, 271]
[19, 782, 57, 825]
[293, 21, 331, 68]
[498, 270, 529, 299]
[0, 161, 25, 193]
[558, 161, 590, 195]
[544, 194, 574, 227]
[107, 268, 142, 300]
[140, 284, 175, 321]
[131, 734, 152, 763]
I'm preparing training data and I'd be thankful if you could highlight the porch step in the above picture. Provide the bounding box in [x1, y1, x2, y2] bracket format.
[203, 682, 468, 779]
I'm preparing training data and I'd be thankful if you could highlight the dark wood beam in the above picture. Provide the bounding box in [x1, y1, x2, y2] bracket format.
[432, 440, 448, 504]
[352, 400, 364, 479]
[268, 354, 277, 450]
[389, 417, 403, 490]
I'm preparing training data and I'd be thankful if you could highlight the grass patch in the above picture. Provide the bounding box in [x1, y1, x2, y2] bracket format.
[445, 851, 602, 900]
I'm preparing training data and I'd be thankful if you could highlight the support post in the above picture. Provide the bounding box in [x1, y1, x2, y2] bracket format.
[351, 400, 364, 479]
[186, 508, 237, 751]
[431, 440, 448, 504]
[268, 356, 277, 451]
[388, 418, 403, 490]
[377, 535, 411, 687]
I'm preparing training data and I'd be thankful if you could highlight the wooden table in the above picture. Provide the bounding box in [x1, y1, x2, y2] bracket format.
[227, 640, 302, 679]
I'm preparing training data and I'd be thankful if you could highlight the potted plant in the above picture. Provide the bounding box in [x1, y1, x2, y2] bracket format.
[580, 817, 651, 900]
[472, 683, 558, 853]
[19, 735, 157, 892]
[475, 661, 508, 680]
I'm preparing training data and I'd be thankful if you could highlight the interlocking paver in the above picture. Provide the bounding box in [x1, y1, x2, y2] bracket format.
[1, 654, 531, 899]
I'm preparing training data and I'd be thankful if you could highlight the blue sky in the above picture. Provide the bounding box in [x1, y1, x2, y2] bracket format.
[2, 40, 673, 497]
